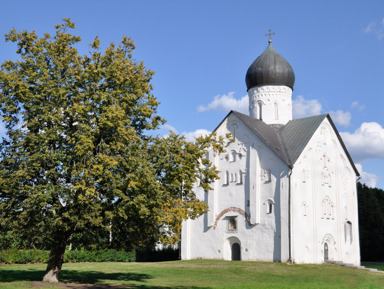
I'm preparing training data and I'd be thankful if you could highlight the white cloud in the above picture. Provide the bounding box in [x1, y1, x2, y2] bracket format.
[351, 101, 365, 111]
[364, 19, 384, 40]
[182, 129, 211, 142]
[157, 124, 211, 142]
[292, 95, 322, 118]
[355, 163, 378, 188]
[162, 124, 178, 133]
[198, 92, 248, 114]
[329, 110, 351, 127]
[292, 96, 351, 126]
[340, 122, 384, 163]
[155, 123, 178, 138]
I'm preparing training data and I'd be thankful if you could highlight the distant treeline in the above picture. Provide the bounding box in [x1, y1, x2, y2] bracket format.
[357, 182, 384, 262]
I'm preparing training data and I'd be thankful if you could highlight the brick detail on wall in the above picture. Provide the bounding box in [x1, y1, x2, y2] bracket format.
[213, 207, 251, 229]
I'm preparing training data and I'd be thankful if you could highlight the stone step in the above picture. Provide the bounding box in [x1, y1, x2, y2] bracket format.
[330, 261, 384, 274]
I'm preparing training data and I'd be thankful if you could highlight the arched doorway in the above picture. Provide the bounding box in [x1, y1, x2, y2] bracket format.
[321, 233, 336, 262]
[231, 243, 241, 260]
[224, 236, 241, 261]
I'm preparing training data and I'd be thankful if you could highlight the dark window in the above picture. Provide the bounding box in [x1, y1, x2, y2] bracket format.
[228, 217, 237, 232]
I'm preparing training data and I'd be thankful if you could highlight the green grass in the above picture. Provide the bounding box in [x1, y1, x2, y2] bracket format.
[0, 260, 384, 288]
[363, 262, 384, 271]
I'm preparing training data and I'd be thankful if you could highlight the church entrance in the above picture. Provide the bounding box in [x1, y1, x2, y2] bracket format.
[231, 243, 241, 260]
[224, 236, 241, 261]
[324, 242, 329, 261]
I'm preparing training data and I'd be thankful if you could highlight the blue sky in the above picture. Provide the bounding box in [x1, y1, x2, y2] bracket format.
[0, 1, 384, 188]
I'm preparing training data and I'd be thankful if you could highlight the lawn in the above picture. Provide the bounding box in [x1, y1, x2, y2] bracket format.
[0, 260, 384, 289]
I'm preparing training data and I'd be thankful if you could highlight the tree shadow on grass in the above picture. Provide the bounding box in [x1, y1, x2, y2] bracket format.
[0, 269, 212, 288]
[0, 269, 151, 283]
[0, 268, 46, 282]
[61, 270, 151, 284]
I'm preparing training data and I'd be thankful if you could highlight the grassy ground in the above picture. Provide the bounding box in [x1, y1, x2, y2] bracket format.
[363, 262, 384, 271]
[0, 260, 384, 289]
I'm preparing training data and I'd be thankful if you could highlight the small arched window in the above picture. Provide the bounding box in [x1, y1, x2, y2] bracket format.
[345, 221, 353, 244]
[231, 150, 237, 162]
[238, 170, 243, 184]
[258, 102, 263, 121]
[266, 199, 274, 214]
[224, 171, 229, 186]
[266, 169, 271, 182]
[274, 102, 279, 120]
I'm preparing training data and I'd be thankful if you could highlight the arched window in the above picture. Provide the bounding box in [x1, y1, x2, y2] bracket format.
[267, 169, 271, 182]
[231, 150, 237, 162]
[266, 199, 274, 214]
[258, 102, 263, 121]
[224, 171, 229, 186]
[345, 221, 353, 244]
[238, 170, 243, 184]
[274, 102, 279, 120]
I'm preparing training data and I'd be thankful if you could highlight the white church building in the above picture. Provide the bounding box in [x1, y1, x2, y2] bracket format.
[181, 40, 361, 265]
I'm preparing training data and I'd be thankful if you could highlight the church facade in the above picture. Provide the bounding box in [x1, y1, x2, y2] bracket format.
[181, 41, 361, 265]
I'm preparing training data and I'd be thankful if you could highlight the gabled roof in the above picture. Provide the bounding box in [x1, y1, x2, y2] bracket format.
[214, 111, 359, 176]
[230, 111, 291, 166]
[280, 114, 327, 165]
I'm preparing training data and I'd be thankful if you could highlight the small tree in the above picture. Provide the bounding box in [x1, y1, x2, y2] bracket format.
[0, 19, 220, 282]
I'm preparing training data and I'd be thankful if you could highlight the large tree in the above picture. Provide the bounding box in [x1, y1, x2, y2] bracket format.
[0, 19, 221, 282]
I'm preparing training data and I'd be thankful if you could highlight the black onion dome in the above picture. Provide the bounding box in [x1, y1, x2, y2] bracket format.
[246, 44, 295, 91]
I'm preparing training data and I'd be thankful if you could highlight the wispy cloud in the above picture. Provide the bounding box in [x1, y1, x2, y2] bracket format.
[197, 92, 248, 114]
[158, 123, 211, 142]
[292, 95, 322, 119]
[364, 19, 384, 40]
[329, 110, 351, 127]
[182, 129, 211, 142]
[355, 163, 378, 188]
[351, 101, 365, 112]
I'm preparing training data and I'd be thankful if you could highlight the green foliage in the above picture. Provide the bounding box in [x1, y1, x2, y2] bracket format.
[136, 247, 179, 262]
[64, 249, 135, 263]
[357, 182, 384, 261]
[0, 249, 134, 264]
[0, 19, 221, 280]
[0, 249, 49, 264]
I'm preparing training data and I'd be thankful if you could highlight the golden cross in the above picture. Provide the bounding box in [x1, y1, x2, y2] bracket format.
[265, 29, 275, 44]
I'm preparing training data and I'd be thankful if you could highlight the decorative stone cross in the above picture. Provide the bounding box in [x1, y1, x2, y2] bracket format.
[265, 29, 275, 44]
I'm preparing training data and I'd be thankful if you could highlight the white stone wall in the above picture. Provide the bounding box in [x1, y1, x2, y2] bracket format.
[248, 85, 293, 125]
[181, 113, 290, 262]
[290, 118, 360, 265]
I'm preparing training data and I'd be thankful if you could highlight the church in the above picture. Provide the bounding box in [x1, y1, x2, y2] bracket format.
[181, 38, 361, 265]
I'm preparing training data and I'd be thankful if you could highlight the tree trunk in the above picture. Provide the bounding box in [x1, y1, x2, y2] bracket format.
[43, 234, 69, 283]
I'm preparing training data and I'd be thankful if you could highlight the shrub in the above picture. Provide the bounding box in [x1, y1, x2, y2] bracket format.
[136, 247, 179, 262]
[0, 249, 49, 264]
[0, 249, 134, 264]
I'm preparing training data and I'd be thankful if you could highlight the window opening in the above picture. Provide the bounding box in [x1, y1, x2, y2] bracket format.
[228, 217, 237, 232]
[274, 102, 278, 120]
